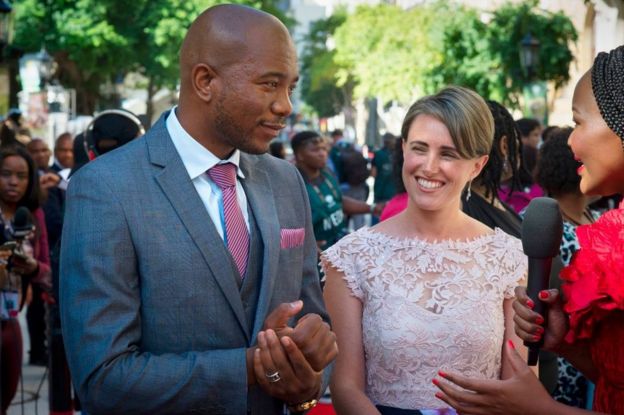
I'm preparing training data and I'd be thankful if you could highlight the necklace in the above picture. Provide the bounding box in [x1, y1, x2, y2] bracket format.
[299, 169, 340, 205]
[560, 208, 595, 226]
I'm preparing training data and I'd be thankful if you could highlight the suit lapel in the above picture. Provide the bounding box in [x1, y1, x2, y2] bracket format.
[148, 115, 249, 341]
[239, 154, 280, 340]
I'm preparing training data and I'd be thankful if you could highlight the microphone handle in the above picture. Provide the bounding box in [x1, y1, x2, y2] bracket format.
[524, 257, 552, 366]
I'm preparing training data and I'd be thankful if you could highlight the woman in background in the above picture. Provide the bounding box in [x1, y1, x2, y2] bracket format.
[462, 100, 524, 237]
[379, 137, 407, 221]
[0, 147, 50, 414]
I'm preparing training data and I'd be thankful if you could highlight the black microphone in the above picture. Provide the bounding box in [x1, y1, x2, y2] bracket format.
[521, 197, 563, 366]
[12, 206, 34, 241]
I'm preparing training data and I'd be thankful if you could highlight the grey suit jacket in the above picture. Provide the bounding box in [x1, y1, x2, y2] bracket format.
[59, 113, 330, 414]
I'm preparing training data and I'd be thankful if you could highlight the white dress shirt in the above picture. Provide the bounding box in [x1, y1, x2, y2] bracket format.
[166, 108, 250, 241]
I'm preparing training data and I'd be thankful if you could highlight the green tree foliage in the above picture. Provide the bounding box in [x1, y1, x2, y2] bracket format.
[333, 4, 441, 104]
[428, 0, 578, 107]
[299, 9, 354, 119]
[300, 0, 577, 118]
[12, 0, 293, 114]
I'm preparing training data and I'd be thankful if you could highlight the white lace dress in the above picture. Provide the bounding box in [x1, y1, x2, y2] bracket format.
[321, 227, 527, 410]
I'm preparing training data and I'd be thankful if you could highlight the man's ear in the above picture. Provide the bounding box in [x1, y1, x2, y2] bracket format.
[192, 63, 218, 103]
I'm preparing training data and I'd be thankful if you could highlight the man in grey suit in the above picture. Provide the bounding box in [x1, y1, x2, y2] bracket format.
[59, 5, 337, 414]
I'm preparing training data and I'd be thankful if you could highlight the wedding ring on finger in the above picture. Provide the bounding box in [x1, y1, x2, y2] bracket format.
[265, 370, 281, 383]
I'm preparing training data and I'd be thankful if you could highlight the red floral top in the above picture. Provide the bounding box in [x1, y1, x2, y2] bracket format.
[560, 201, 624, 343]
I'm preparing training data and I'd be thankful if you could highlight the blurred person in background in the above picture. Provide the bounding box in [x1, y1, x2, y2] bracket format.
[371, 133, 398, 223]
[379, 137, 407, 222]
[26, 138, 51, 171]
[517, 117, 541, 175]
[292, 130, 381, 253]
[498, 117, 544, 213]
[269, 140, 286, 159]
[25, 138, 60, 367]
[51, 132, 74, 172]
[463, 100, 524, 237]
[327, 129, 345, 177]
[0, 147, 51, 414]
[0, 123, 23, 150]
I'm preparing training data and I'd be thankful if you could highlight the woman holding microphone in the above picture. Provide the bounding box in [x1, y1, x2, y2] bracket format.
[434, 45, 624, 414]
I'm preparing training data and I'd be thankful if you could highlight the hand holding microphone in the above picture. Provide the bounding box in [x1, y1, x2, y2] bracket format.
[6, 206, 38, 276]
[517, 197, 563, 365]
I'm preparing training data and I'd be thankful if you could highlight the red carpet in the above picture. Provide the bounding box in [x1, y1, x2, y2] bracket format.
[309, 403, 336, 415]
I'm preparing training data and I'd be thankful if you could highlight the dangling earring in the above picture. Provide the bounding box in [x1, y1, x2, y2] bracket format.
[502, 159, 510, 173]
[465, 180, 472, 201]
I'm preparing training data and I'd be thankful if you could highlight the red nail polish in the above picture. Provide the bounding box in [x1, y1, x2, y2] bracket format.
[539, 290, 549, 300]
[438, 370, 447, 378]
[533, 334, 541, 341]
[432, 378, 440, 386]
[508, 340, 515, 349]
[435, 392, 443, 399]
[526, 299, 535, 309]
[535, 326, 544, 335]
[535, 316, 544, 325]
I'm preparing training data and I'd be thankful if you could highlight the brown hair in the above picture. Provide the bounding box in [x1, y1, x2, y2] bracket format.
[400, 86, 493, 159]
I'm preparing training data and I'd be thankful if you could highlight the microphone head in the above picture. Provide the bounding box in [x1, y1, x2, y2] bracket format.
[12, 206, 33, 240]
[521, 197, 563, 258]
[13, 207, 30, 229]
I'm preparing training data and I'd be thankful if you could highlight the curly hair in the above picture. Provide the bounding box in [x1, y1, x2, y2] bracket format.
[535, 127, 579, 196]
[478, 101, 524, 201]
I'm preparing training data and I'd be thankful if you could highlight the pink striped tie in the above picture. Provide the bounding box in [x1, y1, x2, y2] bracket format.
[208, 163, 249, 279]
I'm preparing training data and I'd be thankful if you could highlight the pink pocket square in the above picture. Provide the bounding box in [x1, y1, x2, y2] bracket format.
[280, 228, 305, 249]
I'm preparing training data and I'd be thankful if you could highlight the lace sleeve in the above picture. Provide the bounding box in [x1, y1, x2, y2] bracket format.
[320, 233, 365, 300]
[500, 235, 527, 299]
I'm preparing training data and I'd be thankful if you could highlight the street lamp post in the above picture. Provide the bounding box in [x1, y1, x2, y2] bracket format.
[0, 0, 12, 56]
[519, 33, 540, 80]
[519, 33, 548, 125]
[35, 47, 55, 87]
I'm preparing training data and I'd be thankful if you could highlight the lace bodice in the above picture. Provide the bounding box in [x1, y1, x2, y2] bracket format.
[321, 227, 526, 410]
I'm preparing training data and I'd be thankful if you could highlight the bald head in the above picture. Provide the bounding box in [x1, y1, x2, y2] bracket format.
[176, 4, 299, 157]
[27, 138, 51, 170]
[179, 5, 292, 85]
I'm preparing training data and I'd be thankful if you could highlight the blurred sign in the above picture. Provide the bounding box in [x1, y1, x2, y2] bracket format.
[19, 53, 43, 93]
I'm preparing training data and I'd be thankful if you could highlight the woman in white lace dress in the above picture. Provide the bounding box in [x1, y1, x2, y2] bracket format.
[322, 86, 528, 415]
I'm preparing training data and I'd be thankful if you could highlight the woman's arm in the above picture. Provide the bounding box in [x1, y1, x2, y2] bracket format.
[501, 298, 528, 379]
[323, 263, 380, 415]
[513, 287, 598, 381]
[434, 341, 607, 415]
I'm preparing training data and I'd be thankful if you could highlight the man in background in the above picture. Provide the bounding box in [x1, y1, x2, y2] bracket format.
[371, 133, 397, 223]
[51, 132, 74, 172]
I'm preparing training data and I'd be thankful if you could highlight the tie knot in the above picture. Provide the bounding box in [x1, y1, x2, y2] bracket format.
[208, 163, 237, 190]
